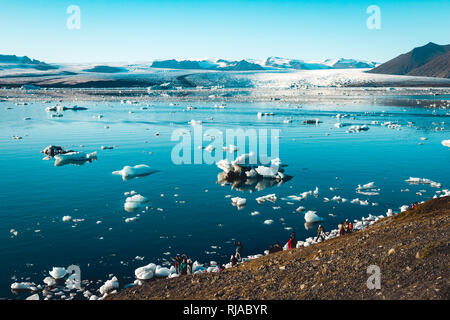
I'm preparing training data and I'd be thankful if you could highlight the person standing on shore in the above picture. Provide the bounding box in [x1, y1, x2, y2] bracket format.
[338, 222, 344, 236]
[291, 232, 297, 248]
[315, 225, 325, 242]
[344, 219, 349, 233]
[186, 256, 193, 274]
[171, 255, 181, 274]
[179, 258, 187, 275]
[234, 241, 243, 260]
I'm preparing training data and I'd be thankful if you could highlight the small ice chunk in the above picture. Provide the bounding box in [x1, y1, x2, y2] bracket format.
[112, 164, 156, 180]
[49, 267, 67, 279]
[99, 276, 119, 295]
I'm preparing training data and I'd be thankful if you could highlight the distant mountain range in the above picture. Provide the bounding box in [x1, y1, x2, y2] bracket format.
[0, 54, 57, 71]
[2, 44, 449, 79]
[368, 42, 450, 78]
[150, 57, 379, 71]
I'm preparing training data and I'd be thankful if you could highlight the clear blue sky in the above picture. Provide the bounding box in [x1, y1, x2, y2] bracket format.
[0, 0, 448, 63]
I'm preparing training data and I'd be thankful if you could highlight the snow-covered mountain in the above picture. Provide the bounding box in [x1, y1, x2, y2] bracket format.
[264, 57, 378, 70]
[149, 57, 378, 71]
[151, 58, 264, 71]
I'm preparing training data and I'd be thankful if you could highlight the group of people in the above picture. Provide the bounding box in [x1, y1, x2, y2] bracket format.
[338, 219, 353, 236]
[172, 220, 356, 276]
[171, 254, 193, 275]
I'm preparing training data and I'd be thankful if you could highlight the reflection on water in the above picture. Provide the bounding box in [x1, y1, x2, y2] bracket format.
[0, 98, 449, 299]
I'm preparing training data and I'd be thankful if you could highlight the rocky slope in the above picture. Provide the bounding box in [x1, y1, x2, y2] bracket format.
[109, 196, 449, 300]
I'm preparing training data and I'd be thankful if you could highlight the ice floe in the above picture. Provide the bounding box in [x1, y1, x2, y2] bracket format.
[112, 164, 157, 180]
[54, 151, 97, 167]
[405, 177, 442, 188]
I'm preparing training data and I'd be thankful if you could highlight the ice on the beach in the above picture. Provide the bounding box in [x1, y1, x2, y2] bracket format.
[49, 267, 67, 279]
[26, 293, 40, 300]
[154, 266, 171, 277]
[112, 164, 157, 180]
[99, 276, 119, 295]
[304, 210, 324, 223]
[135, 263, 156, 280]
[400, 205, 409, 212]
[43, 276, 56, 287]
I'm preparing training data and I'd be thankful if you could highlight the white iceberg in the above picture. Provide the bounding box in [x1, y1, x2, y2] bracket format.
[112, 164, 156, 180]
[405, 177, 441, 188]
[49, 267, 67, 279]
[154, 266, 171, 277]
[231, 197, 246, 208]
[441, 140, 450, 148]
[304, 210, 324, 223]
[54, 151, 97, 166]
[135, 263, 156, 280]
[99, 276, 119, 295]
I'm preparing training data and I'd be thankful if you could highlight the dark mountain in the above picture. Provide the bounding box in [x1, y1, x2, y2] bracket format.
[0, 54, 57, 70]
[407, 51, 450, 78]
[368, 42, 450, 78]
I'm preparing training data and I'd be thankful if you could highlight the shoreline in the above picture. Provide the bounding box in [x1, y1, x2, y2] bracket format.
[107, 195, 450, 300]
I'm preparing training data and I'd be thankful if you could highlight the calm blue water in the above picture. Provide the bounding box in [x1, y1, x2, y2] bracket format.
[0, 98, 449, 299]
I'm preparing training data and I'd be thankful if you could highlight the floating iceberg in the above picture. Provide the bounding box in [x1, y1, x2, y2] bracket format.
[405, 177, 441, 188]
[11, 282, 36, 291]
[442, 140, 450, 148]
[216, 154, 291, 192]
[346, 125, 369, 133]
[256, 194, 277, 203]
[113, 164, 157, 180]
[231, 197, 246, 209]
[54, 151, 97, 167]
[304, 210, 324, 223]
